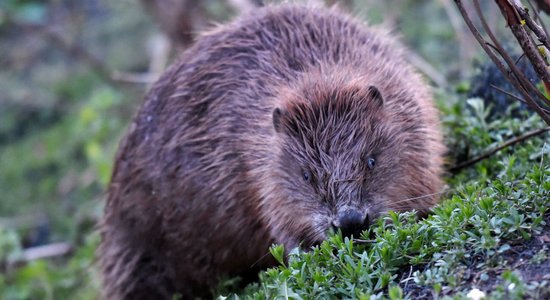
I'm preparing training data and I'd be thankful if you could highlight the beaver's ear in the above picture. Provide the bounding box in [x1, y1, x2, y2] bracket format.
[272, 107, 286, 133]
[367, 85, 384, 108]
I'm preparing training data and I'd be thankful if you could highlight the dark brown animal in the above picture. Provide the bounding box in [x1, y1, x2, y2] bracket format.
[99, 4, 446, 299]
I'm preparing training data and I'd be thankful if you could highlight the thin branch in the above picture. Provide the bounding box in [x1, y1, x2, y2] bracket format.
[514, 52, 526, 65]
[455, 0, 537, 110]
[490, 84, 529, 105]
[527, 0, 550, 39]
[454, 0, 514, 83]
[21, 242, 72, 262]
[475, 0, 549, 108]
[521, 0, 550, 50]
[495, 0, 550, 94]
[531, 0, 550, 14]
[353, 239, 376, 244]
[450, 127, 550, 172]
[454, 0, 550, 125]
[491, 83, 550, 112]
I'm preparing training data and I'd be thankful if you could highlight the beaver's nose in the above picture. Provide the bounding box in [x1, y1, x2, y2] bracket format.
[333, 210, 369, 238]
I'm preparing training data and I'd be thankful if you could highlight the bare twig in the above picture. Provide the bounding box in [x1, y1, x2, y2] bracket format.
[527, 0, 550, 40]
[450, 127, 550, 172]
[455, 0, 532, 105]
[454, 0, 550, 125]
[21, 242, 72, 262]
[475, 0, 549, 103]
[495, 0, 550, 91]
[531, 0, 550, 14]
[490, 84, 529, 105]
[518, 4, 550, 51]
[353, 239, 376, 244]
[474, 0, 550, 108]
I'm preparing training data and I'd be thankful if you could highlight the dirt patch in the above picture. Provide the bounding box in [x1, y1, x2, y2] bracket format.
[399, 213, 550, 299]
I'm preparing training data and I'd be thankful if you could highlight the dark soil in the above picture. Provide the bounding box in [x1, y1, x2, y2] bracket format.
[400, 213, 550, 299]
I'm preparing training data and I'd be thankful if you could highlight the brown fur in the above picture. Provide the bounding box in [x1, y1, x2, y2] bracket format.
[99, 4, 446, 299]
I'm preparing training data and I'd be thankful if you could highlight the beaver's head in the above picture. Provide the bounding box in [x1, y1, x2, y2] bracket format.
[263, 73, 444, 249]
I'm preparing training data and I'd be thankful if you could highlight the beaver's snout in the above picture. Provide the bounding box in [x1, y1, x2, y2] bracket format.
[332, 209, 369, 238]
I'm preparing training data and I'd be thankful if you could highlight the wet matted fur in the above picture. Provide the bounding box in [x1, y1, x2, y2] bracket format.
[99, 4, 446, 299]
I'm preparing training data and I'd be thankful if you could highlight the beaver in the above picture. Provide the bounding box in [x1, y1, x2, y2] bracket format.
[99, 3, 446, 299]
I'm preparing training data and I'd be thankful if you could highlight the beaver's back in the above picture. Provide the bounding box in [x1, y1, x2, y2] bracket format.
[134, 4, 409, 150]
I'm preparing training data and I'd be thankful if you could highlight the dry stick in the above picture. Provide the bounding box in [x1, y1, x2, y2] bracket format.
[492, 81, 550, 112]
[450, 127, 550, 173]
[454, 1, 538, 113]
[523, 0, 550, 50]
[495, 0, 550, 98]
[513, 52, 527, 65]
[455, 0, 550, 125]
[532, 0, 550, 14]
[501, 6, 550, 111]
[491, 83, 550, 113]
[455, 0, 514, 82]
[527, 0, 550, 39]
[490, 84, 529, 105]
[476, 4, 550, 119]
[475, 0, 549, 108]
[21, 242, 72, 262]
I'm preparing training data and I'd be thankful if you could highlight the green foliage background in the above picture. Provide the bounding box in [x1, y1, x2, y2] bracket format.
[0, 0, 548, 299]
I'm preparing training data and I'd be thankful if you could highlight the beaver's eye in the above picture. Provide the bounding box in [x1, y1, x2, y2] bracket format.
[302, 170, 312, 182]
[367, 157, 376, 169]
